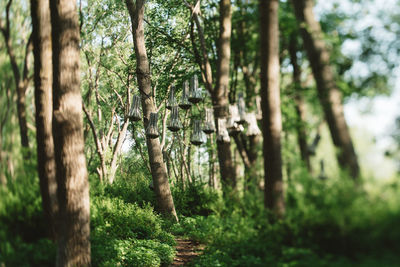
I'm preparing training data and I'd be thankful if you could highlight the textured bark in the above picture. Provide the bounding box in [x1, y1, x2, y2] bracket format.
[125, 0, 178, 222]
[292, 0, 360, 179]
[260, 0, 285, 217]
[0, 0, 32, 150]
[31, 0, 58, 241]
[288, 34, 311, 172]
[49, 0, 91, 265]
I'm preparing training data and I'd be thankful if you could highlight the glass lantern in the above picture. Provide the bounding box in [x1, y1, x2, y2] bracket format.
[246, 112, 261, 136]
[146, 112, 159, 139]
[237, 92, 246, 124]
[226, 104, 242, 136]
[191, 119, 205, 146]
[202, 108, 215, 134]
[166, 84, 177, 110]
[179, 81, 192, 110]
[128, 95, 142, 122]
[188, 75, 203, 104]
[167, 106, 182, 132]
[217, 118, 230, 143]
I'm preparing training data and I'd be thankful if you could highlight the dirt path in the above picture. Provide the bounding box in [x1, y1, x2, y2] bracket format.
[170, 237, 204, 266]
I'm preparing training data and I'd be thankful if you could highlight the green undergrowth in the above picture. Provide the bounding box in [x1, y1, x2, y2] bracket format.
[170, 174, 400, 267]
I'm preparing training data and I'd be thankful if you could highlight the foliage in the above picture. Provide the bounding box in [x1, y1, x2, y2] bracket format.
[173, 174, 400, 267]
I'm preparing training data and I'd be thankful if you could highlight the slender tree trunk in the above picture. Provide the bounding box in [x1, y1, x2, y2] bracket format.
[49, 0, 91, 265]
[31, 0, 58, 241]
[125, 0, 178, 222]
[260, 0, 285, 217]
[189, 0, 237, 189]
[288, 34, 311, 172]
[0, 1, 32, 150]
[291, 0, 360, 179]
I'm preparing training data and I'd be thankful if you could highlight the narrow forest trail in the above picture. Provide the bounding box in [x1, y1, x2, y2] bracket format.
[170, 237, 204, 266]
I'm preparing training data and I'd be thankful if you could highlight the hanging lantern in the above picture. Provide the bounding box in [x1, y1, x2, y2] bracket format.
[191, 119, 204, 146]
[188, 75, 203, 104]
[217, 118, 230, 143]
[226, 105, 242, 135]
[226, 105, 240, 129]
[246, 112, 261, 136]
[179, 81, 192, 110]
[128, 95, 141, 122]
[237, 92, 246, 124]
[146, 112, 159, 139]
[202, 108, 215, 134]
[256, 95, 262, 120]
[166, 84, 177, 110]
[167, 106, 182, 132]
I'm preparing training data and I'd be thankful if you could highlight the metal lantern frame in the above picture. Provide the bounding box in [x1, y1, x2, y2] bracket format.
[190, 119, 205, 146]
[166, 84, 177, 110]
[179, 81, 192, 110]
[167, 106, 182, 132]
[188, 75, 203, 104]
[146, 112, 159, 139]
[128, 94, 142, 122]
[202, 107, 215, 134]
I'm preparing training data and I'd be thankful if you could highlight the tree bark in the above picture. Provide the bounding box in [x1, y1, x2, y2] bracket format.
[260, 0, 285, 217]
[291, 0, 360, 179]
[30, 0, 58, 241]
[288, 34, 311, 172]
[49, 0, 91, 265]
[125, 0, 178, 222]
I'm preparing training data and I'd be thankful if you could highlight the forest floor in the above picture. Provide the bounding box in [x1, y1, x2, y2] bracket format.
[170, 237, 204, 266]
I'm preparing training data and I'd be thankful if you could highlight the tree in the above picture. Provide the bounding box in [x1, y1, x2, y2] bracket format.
[291, 0, 360, 179]
[125, 0, 178, 222]
[260, 0, 285, 217]
[0, 0, 32, 150]
[187, 0, 237, 189]
[49, 0, 91, 265]
[30, 0, 58, 241]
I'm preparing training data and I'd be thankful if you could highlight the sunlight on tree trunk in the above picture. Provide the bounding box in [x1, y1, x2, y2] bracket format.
[50, 0, 91, 265]
[260, 0, 285, 218]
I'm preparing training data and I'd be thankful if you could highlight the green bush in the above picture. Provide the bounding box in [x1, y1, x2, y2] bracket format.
[91, 196, 176, 266]
[172, 183, 219, 217]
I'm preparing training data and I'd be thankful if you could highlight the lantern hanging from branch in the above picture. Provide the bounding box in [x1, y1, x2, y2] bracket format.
[191, 119, 204, 146]
[226, 105, 243, 135]
[179, 81, 192, 110]
[167, 106, 182, 132]
[237, 92, 246, 124]
[202, 108, 215, 134]
[217, 118, 230, 143]
[128, 95, 142, 122]
[166, 84, 177, 110]
[146, 112, 159, 138]
[255, 95, 262, 120]
[246, 112, 261, 136]
[188, 74, 203, 104]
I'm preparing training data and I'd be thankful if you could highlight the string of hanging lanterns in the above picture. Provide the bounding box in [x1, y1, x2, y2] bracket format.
[128, 74, 262, 145]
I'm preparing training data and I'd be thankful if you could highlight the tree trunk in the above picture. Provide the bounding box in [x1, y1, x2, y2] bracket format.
[49, 0, 91, 265]
[0, 1, 32, 150]
[30, 0, 58, 241]
[189, 0, 237, 189]
[125, 0, 178, 222]
[288, 34, 311, 172]
[291, 0, 360, 179]
[260, 0, 285, 217]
